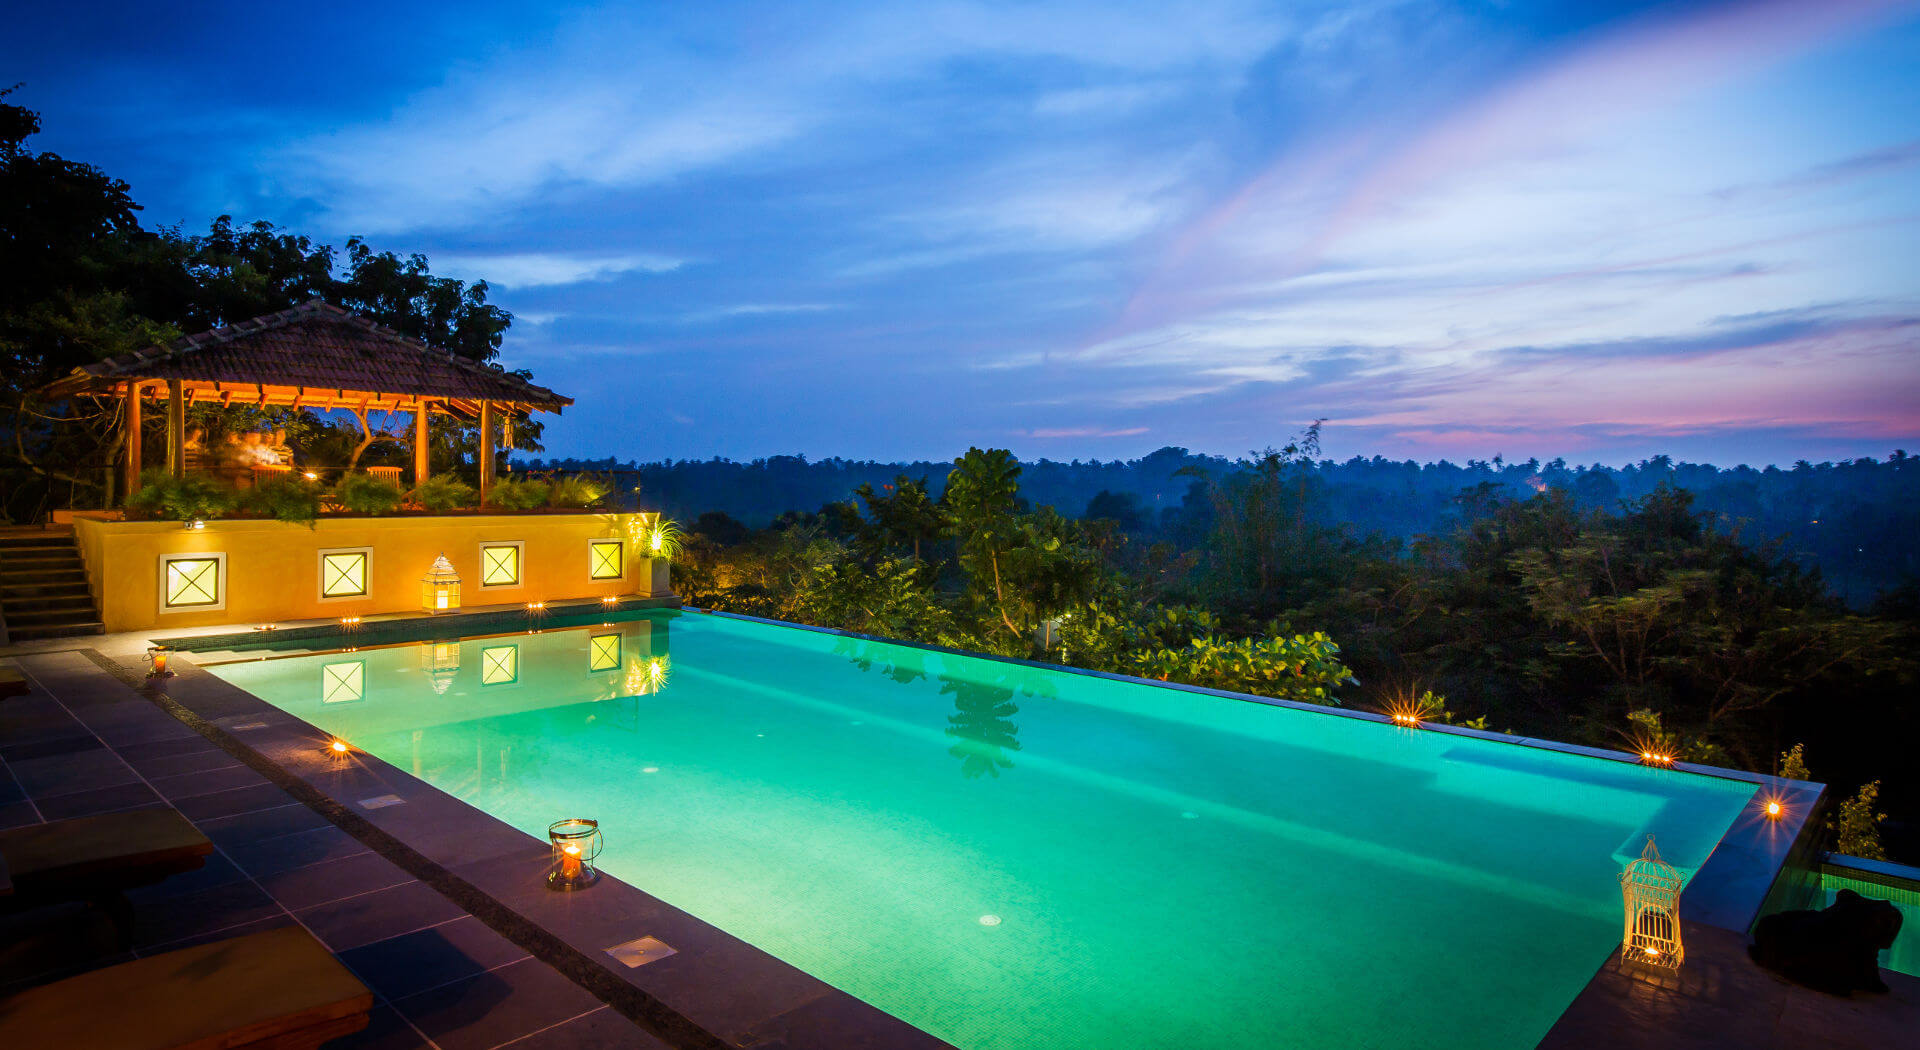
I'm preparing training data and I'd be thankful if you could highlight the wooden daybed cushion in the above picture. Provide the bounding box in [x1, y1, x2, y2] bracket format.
[0, 925, 372, 1049]
[0, 809, 212, 901]
[0, 661, 27, 699]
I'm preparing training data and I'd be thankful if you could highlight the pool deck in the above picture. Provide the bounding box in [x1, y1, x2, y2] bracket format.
[2, 607, 1913, 1050]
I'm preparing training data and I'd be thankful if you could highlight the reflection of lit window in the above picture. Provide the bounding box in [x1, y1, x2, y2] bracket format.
[480, 644, 518, 685]
[479, 543, 522, 588]
[321, 661, 365, 703]
[320, 548, 370, 599]
[588, 633, 621, 672]
[588, 539, 624, 580]
[161, 554, 225, 611]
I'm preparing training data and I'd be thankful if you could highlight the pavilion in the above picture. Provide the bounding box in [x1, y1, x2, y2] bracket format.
[38, 299, 572, 505]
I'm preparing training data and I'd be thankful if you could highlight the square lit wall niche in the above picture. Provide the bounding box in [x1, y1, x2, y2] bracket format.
[321, 661, 365, 704]
[481, 644, 519, 685]
[588, 539, 624, 581]
[319, 547, 372, 600]
[160, 553, 226, 613]
[479, 542, 523, 589]
[588, 634, 621, 672]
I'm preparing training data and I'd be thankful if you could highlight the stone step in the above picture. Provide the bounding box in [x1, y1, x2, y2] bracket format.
[5, 620, 105, 640]
[1, 594, 98, 616]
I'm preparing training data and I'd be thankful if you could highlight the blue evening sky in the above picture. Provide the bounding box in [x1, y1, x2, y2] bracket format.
[12, 1, 1920, 465]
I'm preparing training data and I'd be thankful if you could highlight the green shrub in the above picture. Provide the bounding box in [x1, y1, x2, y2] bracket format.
[126, 470, 238, 521]
[336, 472, 405, 515]
[490, 478, 550, 511]
[546, 475, 609, 509]
[1833, 781, 1887, 860]
[410, 473, 477, 512]
[242, 474, 321, 527]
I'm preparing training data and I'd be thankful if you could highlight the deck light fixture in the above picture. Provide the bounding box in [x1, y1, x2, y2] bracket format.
[184, 518, 206, 531]
[1764, 798, 1784, 819]
[327, 739, 351, 756]
[1620, 836, 1683, 970]
[422, 553, 461, 613]
[547, 818, 603, 891]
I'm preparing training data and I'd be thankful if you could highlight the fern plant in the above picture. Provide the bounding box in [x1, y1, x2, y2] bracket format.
[490, 478, 550, 511]
[126, 469, 238, 521]
[410, 473, 477, 512]
[242, 474, 321, 527]
[546, 475, 609, 509]
[336, 473, 405, 515]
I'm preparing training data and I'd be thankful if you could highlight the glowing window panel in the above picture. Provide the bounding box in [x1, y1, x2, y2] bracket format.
[321, 661, 365, 704]
[480, 544, 521, 588]
[480, 644, 518, 686]
[163, 557, 221, 609]
[588, 633, 621, 672]
[320, 551, 369, 599]
[589, 539, 624, 580]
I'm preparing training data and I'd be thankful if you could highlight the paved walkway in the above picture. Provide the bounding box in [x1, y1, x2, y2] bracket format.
[0, 648, 670, 1050]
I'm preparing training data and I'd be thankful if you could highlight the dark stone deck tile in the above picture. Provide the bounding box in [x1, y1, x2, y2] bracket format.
[391, 957, 604, 1050]
[130, 878, 284, 951]
[148, 762, 271, 800]
[0, 696, 75, 737]
[171, 780, 297, 822]
[0, 900, 124, 993]
[8, 749, 140, 798]
[87, 710, 203, 747]
[125, 746, 241, 779]
[324, 1005, 438, 1050]
[196, 800, 333, 846]
[0, 765, 24, 806]
[259, 850, 414, 911]
[114, 735, 225, 765]
[338, 915, 532, 1001]
[0, 734, 106, 762]
[138, 913, 300, 954]
[0, 800, 39, 830]
[296, 880, 465, 953]
[499, 1006, 674, 1049]
[451, 848, 834, 1047]
[32, 780, 165, 820]
[225, 823, 372, 877]
[127, 850, 249, 902]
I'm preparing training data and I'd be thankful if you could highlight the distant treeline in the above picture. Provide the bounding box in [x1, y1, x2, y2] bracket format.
[523, 447, 1920, 604]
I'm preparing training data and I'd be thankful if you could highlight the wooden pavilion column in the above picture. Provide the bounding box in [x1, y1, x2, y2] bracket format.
[123, 381, 143, 502]
[165, 379, 185, 479]
[477, 400, 496, 506]
[413, 399, 431, 485]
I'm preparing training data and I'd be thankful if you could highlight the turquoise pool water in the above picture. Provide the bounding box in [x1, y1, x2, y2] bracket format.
[208, 611, 1756, 1050]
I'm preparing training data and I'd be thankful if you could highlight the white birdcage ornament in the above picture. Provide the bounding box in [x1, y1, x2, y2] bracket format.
[1620, 835, 1684, 969]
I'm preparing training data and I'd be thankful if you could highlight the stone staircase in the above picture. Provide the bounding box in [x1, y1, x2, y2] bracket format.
[0, 527, 104, 641]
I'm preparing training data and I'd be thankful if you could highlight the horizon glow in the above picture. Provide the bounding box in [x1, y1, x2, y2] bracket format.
[13, 1, 1920, 468]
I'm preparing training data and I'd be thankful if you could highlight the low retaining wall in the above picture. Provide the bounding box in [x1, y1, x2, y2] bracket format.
[75, 512, 671, 633]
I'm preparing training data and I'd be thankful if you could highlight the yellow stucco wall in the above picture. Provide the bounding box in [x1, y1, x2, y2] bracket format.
[74, 512, 667, 633]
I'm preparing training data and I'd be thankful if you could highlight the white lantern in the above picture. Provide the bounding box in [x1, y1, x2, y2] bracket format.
[422, 553, 461, 613]
[1620, 835, 1684, 969]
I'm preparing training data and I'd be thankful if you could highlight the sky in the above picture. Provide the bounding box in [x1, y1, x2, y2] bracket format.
[12, 0, 1920, 466]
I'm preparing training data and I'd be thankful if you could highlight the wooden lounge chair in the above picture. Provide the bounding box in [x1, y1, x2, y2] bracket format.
[0, 660, 27, 700]
[0, 925, 372, 1049]
[0, 809, 214, 941]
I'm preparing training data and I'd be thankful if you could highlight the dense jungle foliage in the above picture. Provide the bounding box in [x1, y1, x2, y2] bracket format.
[664, 437, 1918, 861]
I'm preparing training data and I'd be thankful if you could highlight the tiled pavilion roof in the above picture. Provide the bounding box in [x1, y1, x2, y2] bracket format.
[41, 300, 570, 414]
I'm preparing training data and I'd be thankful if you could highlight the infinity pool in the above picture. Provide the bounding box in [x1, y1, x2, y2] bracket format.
[208, 610, 1755, 1050]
